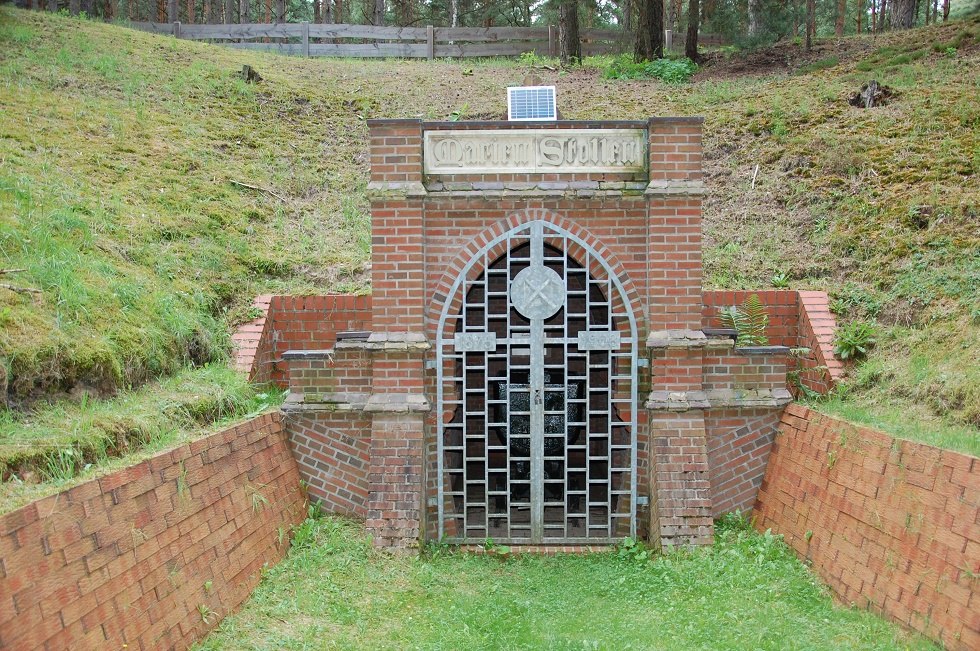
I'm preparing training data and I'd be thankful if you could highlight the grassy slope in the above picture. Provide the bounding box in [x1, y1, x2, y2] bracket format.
[196, 514, 937, 650]
[0, 7, 976, 479]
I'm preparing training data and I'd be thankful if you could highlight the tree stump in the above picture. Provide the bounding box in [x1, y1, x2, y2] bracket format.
[241, 65, 263, 84]
[848, 80, 894, 108]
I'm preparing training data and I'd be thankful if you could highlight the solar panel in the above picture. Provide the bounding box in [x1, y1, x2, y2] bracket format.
[507, 86, 557, 121]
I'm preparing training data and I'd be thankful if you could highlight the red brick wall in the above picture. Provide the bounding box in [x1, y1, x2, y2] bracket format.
[702, 289, 841, 393]
[287, 412, 371, 518]
[754, 405, 979, 650]
[232, 295, 373, 388]
[0, 413, 306, 651]
[706, 407, 781, 515]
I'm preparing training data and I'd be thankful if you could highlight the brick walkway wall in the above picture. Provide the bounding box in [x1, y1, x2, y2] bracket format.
[0, 413, 306, 651]
[754, 405, 979, 650]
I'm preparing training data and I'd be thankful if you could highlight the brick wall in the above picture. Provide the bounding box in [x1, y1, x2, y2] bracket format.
[705, 407, 781, 515]
[0, 413, 306, 651]
[286, 411, 371, 518]
[702, 289, 842, 393]
[754, 405, 979, 650]
[232, 295, 372, 387]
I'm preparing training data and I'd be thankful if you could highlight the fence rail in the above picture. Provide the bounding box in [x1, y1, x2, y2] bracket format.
[127, 21, 636, 59]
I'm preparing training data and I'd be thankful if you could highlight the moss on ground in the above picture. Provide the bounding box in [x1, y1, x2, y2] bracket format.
[0, 8, 976, 465]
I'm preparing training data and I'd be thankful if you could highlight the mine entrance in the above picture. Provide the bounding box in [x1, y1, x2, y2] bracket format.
[437, 221, 637, 544]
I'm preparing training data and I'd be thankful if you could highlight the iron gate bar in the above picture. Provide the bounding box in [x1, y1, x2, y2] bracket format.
[436, 219, 638, 544]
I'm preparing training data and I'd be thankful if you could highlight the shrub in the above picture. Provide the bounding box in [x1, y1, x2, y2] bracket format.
[602, 55, 698, 83]
[834, 321, 878, 361]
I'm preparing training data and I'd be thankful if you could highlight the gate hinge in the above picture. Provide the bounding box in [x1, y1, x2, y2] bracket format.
[425, 359, 438, 370]
[637, 358, 649, 368]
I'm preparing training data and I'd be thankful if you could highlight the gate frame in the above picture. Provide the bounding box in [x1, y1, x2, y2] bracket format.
[434, 218, 640, 544]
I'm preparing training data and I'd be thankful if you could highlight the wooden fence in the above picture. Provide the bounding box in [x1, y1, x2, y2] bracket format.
[127, 22, 636, 58]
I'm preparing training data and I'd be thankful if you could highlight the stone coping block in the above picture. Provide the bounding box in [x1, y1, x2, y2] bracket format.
[647, 329, 708, 349]
[735, 345, 792, 356]
[645, 180, 707, 196]
[705, 388, 793, 407]
[337, 332, 431, 352]
[366, 180, 428, 199]
[364, 393, 431, 413]
[646, 390, 711, 411]
[282, 391, 370, 411]
[281, 349, 335, 360]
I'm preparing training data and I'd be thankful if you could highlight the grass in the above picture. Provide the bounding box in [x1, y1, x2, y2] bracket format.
[0, 6, 976, 473]
[195, 512, 937, 650]
[0, 364, 285, 513]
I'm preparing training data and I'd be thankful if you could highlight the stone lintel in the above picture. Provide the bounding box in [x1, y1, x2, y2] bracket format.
[647, 329, 708, 349]
[646, 390, 710, 411]
[337, 332, 431, 353]
[364, 393, 430, 413]
[644, 180, 706, 196]
[366, 181, 428, 199]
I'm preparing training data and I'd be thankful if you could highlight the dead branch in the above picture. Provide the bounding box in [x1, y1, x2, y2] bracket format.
[0, 269, 27, 275]
[0, 283, 41, 296]
[229, 180, 287, 202]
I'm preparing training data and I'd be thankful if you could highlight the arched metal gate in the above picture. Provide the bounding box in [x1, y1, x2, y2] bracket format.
[436, 220, 638, 544]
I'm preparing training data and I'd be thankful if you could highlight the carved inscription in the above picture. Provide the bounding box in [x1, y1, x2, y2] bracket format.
[577, 331, 622, 351]
[453, 332, 498, 352]
[423, 129, 647, 175]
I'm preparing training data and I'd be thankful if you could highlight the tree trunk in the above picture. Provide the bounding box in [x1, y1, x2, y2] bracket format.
[855, 0, 862, 32]
[835, 0, 846, 35]
[684, 0, 699, 60]
[239, 0, 248, 23]
[186, 0, 193, 22]
[156, 0, 165, 20]
[748, 0, 760, 37]
[449, 0, 457, 27]
[891, 0, 914, 28]
[373, 0, 384, 25]
[805, 0, 815, 50]
[224, 0, 233, 22]
[621, 0, 631, 31]
[942, 0, 948, 20]
[558, 0, 581, 65]
[393, 0, 413, 25]
[634, 0, 664, 60]
[275, 0, 283, 22]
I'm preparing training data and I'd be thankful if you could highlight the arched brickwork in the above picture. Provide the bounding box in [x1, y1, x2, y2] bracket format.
[428, 208, 646, 340]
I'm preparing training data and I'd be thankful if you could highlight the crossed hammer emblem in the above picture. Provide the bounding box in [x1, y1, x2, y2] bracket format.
[512, 265, 564, 320]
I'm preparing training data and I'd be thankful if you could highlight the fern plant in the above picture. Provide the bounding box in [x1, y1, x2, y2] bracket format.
[719, 294, 769, 346]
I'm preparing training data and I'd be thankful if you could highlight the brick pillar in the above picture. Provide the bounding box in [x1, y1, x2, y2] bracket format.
[365, 413, 425, 549]
[364, 120, 430, 549]
[367, 119, 427, 333]
[645, 117, 713, 547]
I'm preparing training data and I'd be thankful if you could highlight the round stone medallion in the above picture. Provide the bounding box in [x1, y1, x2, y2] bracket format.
[511, 265, 565, 320]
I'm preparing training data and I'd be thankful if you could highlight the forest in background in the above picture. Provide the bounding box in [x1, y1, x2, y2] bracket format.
[10, 0, 979, 54]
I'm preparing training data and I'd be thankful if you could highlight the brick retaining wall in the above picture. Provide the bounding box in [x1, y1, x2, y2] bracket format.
[754, 405, 979, 650]
[0, 412, 306, 651]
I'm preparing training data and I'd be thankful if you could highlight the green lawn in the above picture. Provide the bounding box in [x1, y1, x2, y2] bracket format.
[195, 514, 937, 651]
